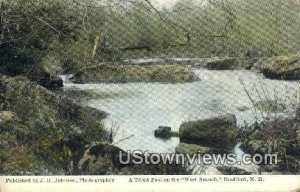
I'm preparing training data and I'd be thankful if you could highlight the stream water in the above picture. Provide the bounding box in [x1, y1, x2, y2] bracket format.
[61, 69, 300, 174]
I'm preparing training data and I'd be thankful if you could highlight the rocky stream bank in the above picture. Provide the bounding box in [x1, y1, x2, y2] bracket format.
[1, 53, 300, 175]
[0, 75, 187, 175]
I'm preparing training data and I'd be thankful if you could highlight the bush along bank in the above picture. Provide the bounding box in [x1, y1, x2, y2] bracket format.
[241, 117, 300, 174]
[0, 74, 108, 174]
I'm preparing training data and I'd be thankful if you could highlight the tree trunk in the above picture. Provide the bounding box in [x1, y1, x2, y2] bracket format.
[91, 35, 100, 58]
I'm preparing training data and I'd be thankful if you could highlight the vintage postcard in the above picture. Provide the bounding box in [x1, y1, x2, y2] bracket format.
[0, 0, 299, 191]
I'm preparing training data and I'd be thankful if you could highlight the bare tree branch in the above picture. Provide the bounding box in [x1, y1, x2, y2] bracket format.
[33, 16, 62, 34]
[143, 0, 191, 44]
[207, 0, 236, 34]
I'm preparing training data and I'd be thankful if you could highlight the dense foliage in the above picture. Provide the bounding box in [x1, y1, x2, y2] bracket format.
[1, 0, 300, 74]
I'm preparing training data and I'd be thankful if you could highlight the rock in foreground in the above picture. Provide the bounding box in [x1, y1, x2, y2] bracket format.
[79, 143, 188, 175]
[70, 63, 199, 83]
[179, 114, 238, 151]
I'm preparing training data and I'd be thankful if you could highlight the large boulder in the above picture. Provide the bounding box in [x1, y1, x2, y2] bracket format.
[256, 54, 300, 80]
[179, 114, 238, 150]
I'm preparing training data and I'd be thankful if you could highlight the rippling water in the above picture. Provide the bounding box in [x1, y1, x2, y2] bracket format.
[62, 69, 300, 153]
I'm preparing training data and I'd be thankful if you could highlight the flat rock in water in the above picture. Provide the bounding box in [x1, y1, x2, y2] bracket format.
[204, 58, 238, 70]
[70, 63, 199, 83]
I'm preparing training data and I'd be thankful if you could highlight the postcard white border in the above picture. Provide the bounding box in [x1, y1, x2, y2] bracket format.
[1, 175, 299, 192]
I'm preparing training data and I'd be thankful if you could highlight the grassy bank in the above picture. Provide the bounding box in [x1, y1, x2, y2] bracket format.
[70, 63, 199, 83]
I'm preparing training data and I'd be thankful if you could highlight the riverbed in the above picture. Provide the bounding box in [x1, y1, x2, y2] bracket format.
[62, 69, 300, 154]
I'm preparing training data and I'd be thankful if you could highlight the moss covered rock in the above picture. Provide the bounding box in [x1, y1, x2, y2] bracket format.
[70, 63, 199, 83]
[179, 114, 238, 151]
[257, 54, 300, 80]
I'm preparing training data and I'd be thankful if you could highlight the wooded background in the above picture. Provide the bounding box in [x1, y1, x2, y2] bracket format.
[1, 0, 300, 74]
